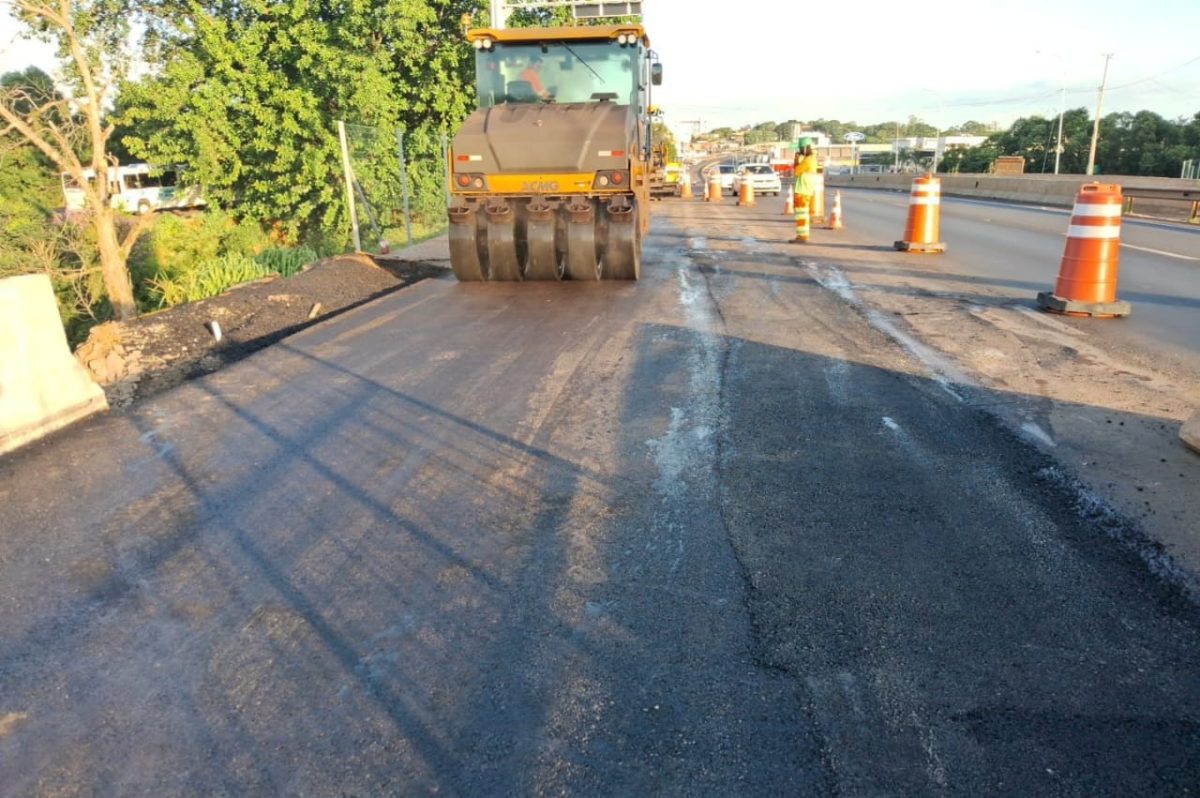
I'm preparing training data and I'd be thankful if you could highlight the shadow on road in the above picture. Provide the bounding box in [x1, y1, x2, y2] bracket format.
[1, 270, 1199, 794]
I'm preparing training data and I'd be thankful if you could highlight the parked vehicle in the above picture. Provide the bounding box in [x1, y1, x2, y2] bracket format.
[732, 163, 782, 196]
[61, 163, 206, 215]
[717, 163, 737, 194]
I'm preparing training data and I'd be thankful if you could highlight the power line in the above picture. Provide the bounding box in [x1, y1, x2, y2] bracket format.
[1106, 54, 1200, 91]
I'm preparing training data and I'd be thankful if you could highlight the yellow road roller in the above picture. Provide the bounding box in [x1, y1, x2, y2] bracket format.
[448, 24, 662, 281]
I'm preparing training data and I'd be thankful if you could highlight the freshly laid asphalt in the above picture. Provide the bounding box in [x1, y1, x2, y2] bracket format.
[1, 196, 1198, 795]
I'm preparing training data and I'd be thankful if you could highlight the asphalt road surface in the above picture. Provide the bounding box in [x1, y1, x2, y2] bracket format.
[2, 197, 1198, 795]
[837, 186, 1200, 368]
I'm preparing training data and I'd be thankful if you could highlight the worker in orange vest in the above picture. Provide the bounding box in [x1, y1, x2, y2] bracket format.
[520, 56, 552, 101]
[793, 141, 818, 242]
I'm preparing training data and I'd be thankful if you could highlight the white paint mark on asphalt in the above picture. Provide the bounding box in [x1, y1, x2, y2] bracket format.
[689, 236, 708, 251]
[677, 269, 702, 308]
[882, 417, 901, 432]
[935, 380, 965, 403]
[1010, 305, 1088, 337]
[1020, 422, 1057, 448]
[139, 428, 175, 458]
[824, 360, 850, 404]
[1120, 243, 1200, 262]
[911, 711, 949, 787]
[805, 262, 974, 404]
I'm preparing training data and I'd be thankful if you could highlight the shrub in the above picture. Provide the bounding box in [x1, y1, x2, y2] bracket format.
[129, 210, 271, 306]
[148, 252, 272, 307]
[254, 245, 318, 277]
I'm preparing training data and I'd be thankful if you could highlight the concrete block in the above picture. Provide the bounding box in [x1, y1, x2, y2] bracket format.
[1182, 411, 1200, 455]
[1, 274, 108, 456]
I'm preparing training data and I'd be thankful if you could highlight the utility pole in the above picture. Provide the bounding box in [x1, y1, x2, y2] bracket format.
[894, 121, 900, 172]
[1087, 53, 1114, 177]
[490, 0, 505, 29]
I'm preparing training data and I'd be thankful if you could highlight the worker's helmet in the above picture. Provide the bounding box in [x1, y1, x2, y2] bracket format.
[796, 137, 813, 149]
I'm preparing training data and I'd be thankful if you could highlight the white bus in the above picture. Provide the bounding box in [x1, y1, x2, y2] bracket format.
[61, 163, 206, 214]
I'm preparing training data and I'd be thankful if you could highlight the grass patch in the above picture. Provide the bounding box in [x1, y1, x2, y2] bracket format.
[148, 252, 272, 306]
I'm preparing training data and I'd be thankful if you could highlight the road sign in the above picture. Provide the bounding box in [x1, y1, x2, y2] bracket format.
[843, 132, 866, 143]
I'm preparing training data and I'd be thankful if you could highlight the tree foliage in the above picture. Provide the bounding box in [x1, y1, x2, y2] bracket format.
[118, 0, 485, 244]
[1, 2, 150, 319]
[939, 108, 1200, 175]
[651, 120, 677, 161]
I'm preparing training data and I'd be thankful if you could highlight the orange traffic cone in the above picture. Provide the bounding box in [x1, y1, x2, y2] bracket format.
[680, 169, 693, 199]
[827, 190, 843, 230]
[737, 176, 756, 207]
[784, 185, 794, 215]
[894, 174, 946, 253]
[707, 174, 722, 203]
[1036, 183, 1131, 317]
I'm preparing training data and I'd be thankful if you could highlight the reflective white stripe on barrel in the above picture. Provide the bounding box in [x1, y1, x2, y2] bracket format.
[1067, 224, 1121, 239]
[909, 196, 940, 205]
[1072, 203, 1122, 218]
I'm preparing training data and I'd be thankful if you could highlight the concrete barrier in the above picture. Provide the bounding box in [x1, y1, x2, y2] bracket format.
[1, 274, 108, 456]
[1182, 411, 1200, 455]
[825, 172, 1199, 211]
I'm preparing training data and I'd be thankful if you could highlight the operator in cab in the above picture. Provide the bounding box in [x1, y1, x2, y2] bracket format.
[520, 56, 552, 101]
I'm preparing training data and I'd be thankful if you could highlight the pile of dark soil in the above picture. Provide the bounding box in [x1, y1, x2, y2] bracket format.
[75, 254, 444, 408]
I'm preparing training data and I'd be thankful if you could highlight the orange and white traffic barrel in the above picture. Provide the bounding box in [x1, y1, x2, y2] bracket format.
[707, 173, 722, 203]
[827, 190, 844, 230]
[784, 185, 794, 215]
[894, 174, 946, 253]
[1036, 183, 1131, 317]
[737, 176, 755, 207]
[680, 169, 693, 199]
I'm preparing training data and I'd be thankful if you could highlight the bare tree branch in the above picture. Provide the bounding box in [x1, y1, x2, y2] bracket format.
[118, 211, 155, 262]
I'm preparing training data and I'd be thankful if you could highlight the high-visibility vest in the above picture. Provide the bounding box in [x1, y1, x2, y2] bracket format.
[795, 154, 819, 195]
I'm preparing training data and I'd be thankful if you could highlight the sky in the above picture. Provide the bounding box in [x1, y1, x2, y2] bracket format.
[4, 0, 1199, 143]
[641, 0, 1200, 141]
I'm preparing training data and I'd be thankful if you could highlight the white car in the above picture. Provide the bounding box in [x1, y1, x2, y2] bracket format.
[732, 164, 782, 196]
[716, 164, 737, 193]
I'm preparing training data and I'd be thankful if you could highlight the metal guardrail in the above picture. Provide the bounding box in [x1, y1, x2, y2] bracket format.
[1121, 186, 1200, 224]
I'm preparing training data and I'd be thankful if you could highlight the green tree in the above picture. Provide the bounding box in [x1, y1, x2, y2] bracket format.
[903, 116, 938, 138]
[119, 0, 484, 245]
[1, 0, 150, 320]
[651, 121, 677, 161]
[945, 120, 991, 136]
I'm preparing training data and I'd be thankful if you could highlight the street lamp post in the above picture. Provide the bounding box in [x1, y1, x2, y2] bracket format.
[921, 88, 944, 174]
[1087, 53, 1114, 176]
[894, 121, 900, 172]
[1036, 50, 1066, 175]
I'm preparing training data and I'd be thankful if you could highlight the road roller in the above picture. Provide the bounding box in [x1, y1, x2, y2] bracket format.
[448, 24, 662, 281]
